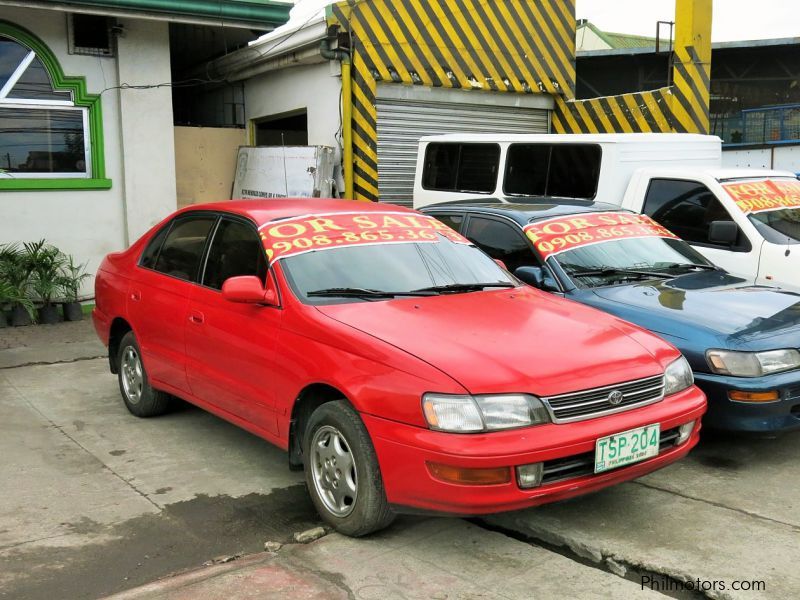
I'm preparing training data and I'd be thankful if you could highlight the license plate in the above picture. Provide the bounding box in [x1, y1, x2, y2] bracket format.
[594, 423, 660, 474]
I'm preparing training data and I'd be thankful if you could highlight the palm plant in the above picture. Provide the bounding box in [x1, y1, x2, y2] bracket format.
[0, 243, 36, 325]
[58, 254, 90, 321]
[24, 240, 67, 324]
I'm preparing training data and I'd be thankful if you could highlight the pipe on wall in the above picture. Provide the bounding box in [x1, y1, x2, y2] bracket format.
[321, 37, 354, 200]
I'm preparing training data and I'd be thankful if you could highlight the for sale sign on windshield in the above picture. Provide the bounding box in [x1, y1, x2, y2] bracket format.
[523, 212, 679, 259]
[722, 179, 800, 214]
[259, 212, 469, 264]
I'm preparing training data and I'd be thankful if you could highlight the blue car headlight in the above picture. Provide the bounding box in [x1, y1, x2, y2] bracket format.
[706, 349, 800, 377]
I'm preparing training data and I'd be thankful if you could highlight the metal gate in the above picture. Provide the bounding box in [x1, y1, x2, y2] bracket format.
[376, 95, 550, 205]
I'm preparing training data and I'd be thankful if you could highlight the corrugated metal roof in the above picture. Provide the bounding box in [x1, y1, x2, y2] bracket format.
[0, 0, 292, 29]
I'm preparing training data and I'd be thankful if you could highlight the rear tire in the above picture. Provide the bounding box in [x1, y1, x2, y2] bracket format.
[116, 331, 171, 418]
[303, 401, 395, 537]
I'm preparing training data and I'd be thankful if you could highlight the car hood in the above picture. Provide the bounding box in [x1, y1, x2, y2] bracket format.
[587, 271, 800, 350]
[315, 287, 671, 396]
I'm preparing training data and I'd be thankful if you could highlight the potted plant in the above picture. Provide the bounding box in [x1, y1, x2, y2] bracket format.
[0, 280, 11, 328]
[25, 240, 66, 325]
[0, 243, 36, 326]
[58, 254, 90, 321]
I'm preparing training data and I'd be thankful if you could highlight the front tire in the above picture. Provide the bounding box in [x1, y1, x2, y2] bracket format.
[304, 401, 395, 537]
[116, 331, 171, 418]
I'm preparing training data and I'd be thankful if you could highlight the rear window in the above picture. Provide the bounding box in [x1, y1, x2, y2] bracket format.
[422, 143, 500, 193]
[504, 143, 601, 199]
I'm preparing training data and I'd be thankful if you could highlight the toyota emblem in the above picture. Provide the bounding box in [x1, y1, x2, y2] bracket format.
[607, 390, 624, 405]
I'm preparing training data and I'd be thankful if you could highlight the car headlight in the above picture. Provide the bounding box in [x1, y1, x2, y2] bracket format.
[706, 349, 800, 377]
[664, 356, 694, 395]
[422, 393, 550, 433]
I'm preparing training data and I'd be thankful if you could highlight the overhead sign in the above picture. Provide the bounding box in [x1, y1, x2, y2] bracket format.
[722, 179, 800, 214]
[523, 212, 679, 259]
[258, 212, 469, 264]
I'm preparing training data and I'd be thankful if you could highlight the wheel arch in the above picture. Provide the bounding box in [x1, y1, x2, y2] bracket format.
[288, 383, 353, 471]
[108, 317, 133, 373]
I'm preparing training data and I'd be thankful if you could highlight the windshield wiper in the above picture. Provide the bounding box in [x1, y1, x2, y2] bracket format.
[412, 282, 516, 294]
[566, 267, 674, 279]
[306, 287, 436, 299]
[659, 263, 718, 272]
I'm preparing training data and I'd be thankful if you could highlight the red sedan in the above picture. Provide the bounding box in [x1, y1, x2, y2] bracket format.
[93, 199, 706, 536]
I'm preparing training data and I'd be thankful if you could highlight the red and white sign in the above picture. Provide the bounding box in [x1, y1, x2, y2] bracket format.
[258, 212, 469, 264]
[523, 212, 679, 259]
[722, 179, 800, 214]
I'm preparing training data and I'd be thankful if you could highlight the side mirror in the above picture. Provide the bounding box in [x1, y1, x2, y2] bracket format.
[493, 258, 508, 270]
[514, 266, 559, 292]
[222, 275, 278, 306]
[708, 221, 738, 245]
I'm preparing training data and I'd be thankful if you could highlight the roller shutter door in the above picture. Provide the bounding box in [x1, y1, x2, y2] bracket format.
[376, 97, 549, 206]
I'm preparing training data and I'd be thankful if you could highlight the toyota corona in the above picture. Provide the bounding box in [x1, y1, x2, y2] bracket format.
[93, 199, 706, 536]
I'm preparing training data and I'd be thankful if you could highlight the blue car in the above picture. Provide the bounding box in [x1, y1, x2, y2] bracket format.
[422, 199, 800, 433]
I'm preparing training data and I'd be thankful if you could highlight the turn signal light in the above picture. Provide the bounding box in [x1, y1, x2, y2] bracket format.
[426, 462, 511, 485]
[728, 390, 780, 403]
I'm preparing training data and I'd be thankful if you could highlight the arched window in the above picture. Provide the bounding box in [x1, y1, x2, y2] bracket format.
[0, 21, 109, 190]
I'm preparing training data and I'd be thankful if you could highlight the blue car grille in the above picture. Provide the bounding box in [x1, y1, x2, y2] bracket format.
[541, 374, 665, 423]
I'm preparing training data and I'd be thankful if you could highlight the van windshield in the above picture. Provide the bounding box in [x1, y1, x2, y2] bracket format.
[749, 209, 800, 244]
[720, 177, 800, 244]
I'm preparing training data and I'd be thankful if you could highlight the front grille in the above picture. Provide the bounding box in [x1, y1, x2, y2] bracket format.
[542, 374, 665, 423]
[540, 427, 680, 485]
[786, 385, 800, 400]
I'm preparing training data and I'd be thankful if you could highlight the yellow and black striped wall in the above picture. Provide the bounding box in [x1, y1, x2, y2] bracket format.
[328, 0, 576, 202]
[328, 0, 712, 200]
[554, 0, 711, 134]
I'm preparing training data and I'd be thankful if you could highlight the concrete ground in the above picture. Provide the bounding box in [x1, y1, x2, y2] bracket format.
[0, 321, 796, 599]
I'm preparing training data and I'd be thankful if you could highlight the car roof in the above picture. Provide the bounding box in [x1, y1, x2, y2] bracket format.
[632, 166, 797, 180]
[174, 198, 418, 227]
[421, 198, 628, 226]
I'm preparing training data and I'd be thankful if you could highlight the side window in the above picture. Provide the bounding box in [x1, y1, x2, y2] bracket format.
[139, 224, 170, 269]
[643, 179, 739, 247]
[422, 143, 499, 193]
[152, 216, 216, 282]
[202, 218, 268, 290]
[429, 213, 465, 233]
[504, 144, 549, 195]
[464, 216, 538, 273]
[504, 144, 601, 199]
[547, 145, 601, 198]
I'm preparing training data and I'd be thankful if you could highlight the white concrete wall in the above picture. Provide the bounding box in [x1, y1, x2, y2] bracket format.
[722, 145, 800, 173]
[0, 6, 176, 298]
[244, 60, 343, 191]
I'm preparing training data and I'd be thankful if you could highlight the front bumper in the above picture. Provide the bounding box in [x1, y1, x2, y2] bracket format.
[694, 370, 800, 432]
[364, 386, 706, 515]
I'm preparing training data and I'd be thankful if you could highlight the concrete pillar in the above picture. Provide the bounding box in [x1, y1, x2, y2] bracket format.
[115, 19, 177, 244]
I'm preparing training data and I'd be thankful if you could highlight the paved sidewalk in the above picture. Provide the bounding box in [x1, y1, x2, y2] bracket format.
[108, 520, 662, 600]
[0, 318, 105, 369]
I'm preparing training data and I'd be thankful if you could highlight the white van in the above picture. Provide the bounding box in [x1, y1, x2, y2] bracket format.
[412, 133, 721, 209]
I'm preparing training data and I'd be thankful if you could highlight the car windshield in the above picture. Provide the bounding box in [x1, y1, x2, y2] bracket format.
[281, 234, 516, 303]
[749, 208, 800, 244]
[721, 177, 800, 244]
[554, 237, 714, 287]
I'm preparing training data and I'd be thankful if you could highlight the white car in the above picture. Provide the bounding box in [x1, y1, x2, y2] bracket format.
[620, 168, 800, 292]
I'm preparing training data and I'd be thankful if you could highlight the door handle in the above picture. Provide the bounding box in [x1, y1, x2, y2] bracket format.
[130, 290, 142, 302]
[188, 311, 204, 325]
